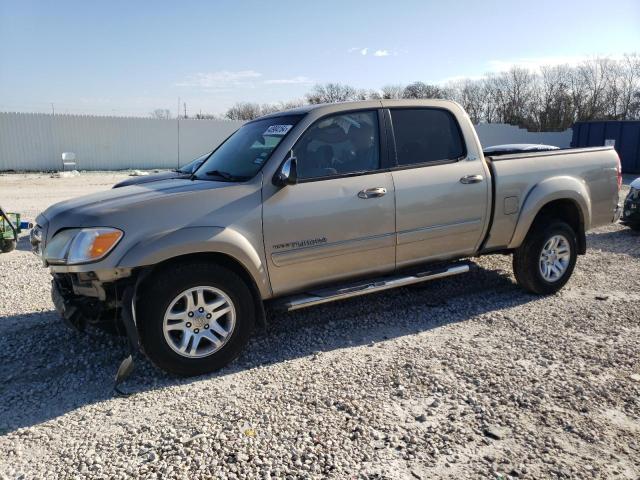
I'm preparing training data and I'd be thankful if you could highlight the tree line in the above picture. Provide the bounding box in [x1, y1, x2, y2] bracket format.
[155, 54, 640, 132]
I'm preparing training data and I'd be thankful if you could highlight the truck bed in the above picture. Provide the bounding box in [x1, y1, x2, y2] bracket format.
[482, 146, 620, 251]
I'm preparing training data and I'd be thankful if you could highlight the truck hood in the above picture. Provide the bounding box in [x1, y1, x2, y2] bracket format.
[38, 177, 263, 243]
[112, 171, 189, 188]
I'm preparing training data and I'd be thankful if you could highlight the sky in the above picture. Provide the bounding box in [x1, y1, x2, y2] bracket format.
[0, 0, 639, 117]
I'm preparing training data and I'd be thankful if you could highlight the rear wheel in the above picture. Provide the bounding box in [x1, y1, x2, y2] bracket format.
[138, 262, 255, 376]
[513, 220, 577, 294]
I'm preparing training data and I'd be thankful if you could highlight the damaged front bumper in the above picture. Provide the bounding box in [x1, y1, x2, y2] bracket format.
[52, 269, 143, 392]
[51, 270, 130, 330]
[50, 269, 141, 351]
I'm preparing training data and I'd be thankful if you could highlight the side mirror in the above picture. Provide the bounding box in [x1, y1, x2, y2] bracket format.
[274, 154, 298, 186]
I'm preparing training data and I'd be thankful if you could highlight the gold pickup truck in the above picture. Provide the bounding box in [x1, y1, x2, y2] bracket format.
[31, 100, 623, 377]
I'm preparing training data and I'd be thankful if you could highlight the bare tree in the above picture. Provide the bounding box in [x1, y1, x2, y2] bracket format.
[260, 99, 306, 115]
[535, 65, 574, 130]
[193, 112, 219, 120]
[150, 108, 172, 119]
[306, 83, 358, 104]
[381, 84, 405, 99]
[447, 80, 486, 124]
[617, 54, 640, 119]
[281, 98, 306, 110]
[259, 103, 282, 116]
[224, 99, 307, 120]
[225, 102, 262, 121]
[354, 89, 381, 100]
[577, 57, 611, 120]
[212, 53, 639, 131]
[492, 67, 538, 128]
[402, 82, 447, 99]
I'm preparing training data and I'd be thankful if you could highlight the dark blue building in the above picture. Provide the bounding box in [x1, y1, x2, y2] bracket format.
[571, 120, 640, 174]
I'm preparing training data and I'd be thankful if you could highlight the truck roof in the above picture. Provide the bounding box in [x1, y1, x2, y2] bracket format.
[255, 99, 461, 122]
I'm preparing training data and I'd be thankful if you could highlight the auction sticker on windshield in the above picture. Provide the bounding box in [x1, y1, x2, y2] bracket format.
[264, 125, 292, 136]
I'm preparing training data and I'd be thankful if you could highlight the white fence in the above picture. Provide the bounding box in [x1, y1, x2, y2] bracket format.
[474, 123, 572, 149]
[0, 112, 572, 171]
[0, 113, 243, 171]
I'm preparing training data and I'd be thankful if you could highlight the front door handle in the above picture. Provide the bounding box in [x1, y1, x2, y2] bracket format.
[460, 174, 484, 184]
[358, 187, 387, 199]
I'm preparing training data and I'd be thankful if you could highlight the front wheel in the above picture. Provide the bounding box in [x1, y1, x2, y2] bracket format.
[138, 262, 255, 376]
[513, 220, 577, 295]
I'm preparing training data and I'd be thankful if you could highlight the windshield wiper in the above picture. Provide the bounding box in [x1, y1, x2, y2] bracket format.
[203, 170, 249, 182]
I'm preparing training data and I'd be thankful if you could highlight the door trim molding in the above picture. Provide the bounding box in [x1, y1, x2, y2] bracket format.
[271, 232, 395, 267]
[397, 218, 482, 246]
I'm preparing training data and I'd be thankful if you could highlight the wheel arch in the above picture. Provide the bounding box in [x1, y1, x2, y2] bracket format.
[136, 251, 267, 328]
[508, 177, 590, 254]
[118, 226, 271, 298]
[118, 226, 270, 328]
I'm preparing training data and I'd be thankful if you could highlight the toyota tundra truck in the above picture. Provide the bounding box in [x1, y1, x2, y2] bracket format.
[31, 100, 623, 377]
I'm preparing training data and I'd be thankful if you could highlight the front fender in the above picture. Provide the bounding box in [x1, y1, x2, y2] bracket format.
[117, 226, 271, 298]
[508, 176, 591, 249]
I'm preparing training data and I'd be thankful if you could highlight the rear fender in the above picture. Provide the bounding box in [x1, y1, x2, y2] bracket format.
[508, 176, 591, 249]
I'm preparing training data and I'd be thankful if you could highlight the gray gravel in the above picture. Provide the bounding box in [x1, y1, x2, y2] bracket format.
[1, 173, 639, 479]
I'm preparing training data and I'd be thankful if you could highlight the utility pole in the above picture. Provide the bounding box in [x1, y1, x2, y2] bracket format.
[51, 103, 55, 115]
[177, 97, 180, 119]
[183, 102, 187, 119]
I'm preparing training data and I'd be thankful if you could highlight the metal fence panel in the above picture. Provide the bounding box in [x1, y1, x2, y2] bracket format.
[178, 119, 239, 168]
[571, 120, 640, 173]
[474, 123, 572, 149]
[1, 112, 574, 171]
[0, 112, 244, 171]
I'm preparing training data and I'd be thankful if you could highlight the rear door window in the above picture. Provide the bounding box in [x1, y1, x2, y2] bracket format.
[389, 109, 466, 166]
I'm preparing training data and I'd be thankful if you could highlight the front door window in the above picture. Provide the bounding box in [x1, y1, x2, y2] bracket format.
[295, 111, 380, 180]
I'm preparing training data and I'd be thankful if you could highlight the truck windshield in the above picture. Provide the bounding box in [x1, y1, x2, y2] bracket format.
[194, 114, 303, 181]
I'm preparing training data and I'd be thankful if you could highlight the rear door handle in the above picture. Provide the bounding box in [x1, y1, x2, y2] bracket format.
[358, 187, 387, 199]
[460, 175, 484, 184]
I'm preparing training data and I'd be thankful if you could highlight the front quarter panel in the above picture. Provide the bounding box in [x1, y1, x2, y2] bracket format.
[41, 176, 271, 298]
[117, 226, 271, 298]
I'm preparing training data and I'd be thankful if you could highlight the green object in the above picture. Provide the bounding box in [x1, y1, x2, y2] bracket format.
[0, 210, 20, 253]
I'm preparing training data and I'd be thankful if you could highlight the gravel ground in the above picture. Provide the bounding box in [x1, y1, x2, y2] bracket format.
[0, 172, 639, 479]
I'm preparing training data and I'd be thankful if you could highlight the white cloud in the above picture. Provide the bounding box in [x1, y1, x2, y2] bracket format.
[348, 47, 396, 57]
[265, 76, 313, 85]
[177, 70, 263, 88]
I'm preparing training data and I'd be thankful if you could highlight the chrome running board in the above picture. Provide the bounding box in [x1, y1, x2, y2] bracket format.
[281, 263, 470, 312]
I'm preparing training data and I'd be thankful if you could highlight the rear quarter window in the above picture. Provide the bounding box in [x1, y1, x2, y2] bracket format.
[390, 108, 466, 166]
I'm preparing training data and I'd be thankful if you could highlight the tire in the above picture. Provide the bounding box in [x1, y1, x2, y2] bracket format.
[138, 262, 255, 376]
[1, 239, 16, 253]
[513, 220, 577, 295]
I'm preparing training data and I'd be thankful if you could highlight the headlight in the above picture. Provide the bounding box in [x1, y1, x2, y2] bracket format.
[45, 227, 123, 265]
[629, 187, 639, 200]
